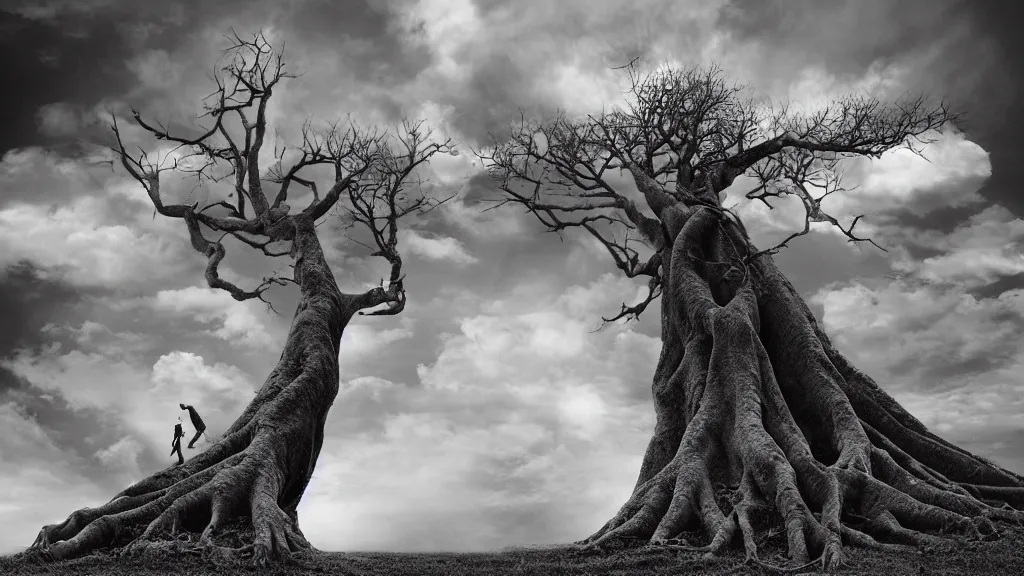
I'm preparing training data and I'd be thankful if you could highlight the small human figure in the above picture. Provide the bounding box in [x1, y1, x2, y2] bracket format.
[170, 418, 185, 465]
[179, 403, 208, 449]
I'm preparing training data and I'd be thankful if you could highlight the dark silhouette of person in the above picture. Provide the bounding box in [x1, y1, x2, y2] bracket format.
[170, 420, 185, 465]
[179, 403, 208, 449]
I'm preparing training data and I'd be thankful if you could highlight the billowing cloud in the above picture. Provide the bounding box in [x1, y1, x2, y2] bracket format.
[150, 287, 276, 349]
[891, 205, 1024, 286]
[298, 273, 661, 551]
[812, 192, 1024, 464]
[0, 147, 196, 289]
[0, 198, 183, 288]
[339, 319, 416, 369]
[733, 128, 992, 249]
[815, 282, 1024, 390]
[93, 436, 144, 487]
[4, 345, 256, 464]
[399, 229, 478, 266]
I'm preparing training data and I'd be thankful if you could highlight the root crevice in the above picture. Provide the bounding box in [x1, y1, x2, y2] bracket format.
[582, 224, 1024, 569]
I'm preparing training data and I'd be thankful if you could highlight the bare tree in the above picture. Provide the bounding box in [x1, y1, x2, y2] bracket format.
[27, 32, 453, 565]
[480, 62, 1024, 571]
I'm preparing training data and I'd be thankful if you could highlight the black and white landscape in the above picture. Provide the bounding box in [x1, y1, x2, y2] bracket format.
[0, 0, 1022, 573]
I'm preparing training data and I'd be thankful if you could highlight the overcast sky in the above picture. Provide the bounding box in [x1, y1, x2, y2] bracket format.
[1, 0, 1022, 556]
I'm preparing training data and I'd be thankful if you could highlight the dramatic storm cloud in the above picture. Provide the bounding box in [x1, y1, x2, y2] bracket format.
[0, 0, 1021, 555]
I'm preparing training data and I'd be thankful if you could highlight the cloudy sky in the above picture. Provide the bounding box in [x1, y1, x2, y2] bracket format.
[1, 0, 1022, 556]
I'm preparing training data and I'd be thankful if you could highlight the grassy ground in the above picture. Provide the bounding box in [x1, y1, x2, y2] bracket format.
[4, 531, 1024, 576]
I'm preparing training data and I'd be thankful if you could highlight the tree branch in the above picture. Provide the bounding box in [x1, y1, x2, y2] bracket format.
[341, 120, 457, 316]
[479, 59, 960, 322]
[713, 95, 960, 191]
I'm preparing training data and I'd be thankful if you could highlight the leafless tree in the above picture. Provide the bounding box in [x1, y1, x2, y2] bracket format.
[480, 61, 1024, 571]
[28, 31, 453, 566]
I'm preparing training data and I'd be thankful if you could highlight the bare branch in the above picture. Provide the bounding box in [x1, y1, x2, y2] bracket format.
[743, 149, 887, 263]
[599, 275, 663, 327]
[340, 120, 457, 316]
[478, 60, 958, 320]
[712, 94, 961, 191]
[109, 30, 454, 319]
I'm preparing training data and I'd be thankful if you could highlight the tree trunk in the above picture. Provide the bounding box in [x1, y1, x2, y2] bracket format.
[580, 202, 1024, 570]
[28, 219, 366, 565]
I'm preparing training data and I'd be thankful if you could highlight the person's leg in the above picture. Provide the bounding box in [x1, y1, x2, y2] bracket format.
[173, 443, 184, 465]
[187, 430, 203, 449]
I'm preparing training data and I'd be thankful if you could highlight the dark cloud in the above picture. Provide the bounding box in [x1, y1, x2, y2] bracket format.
[952, 428, 1024, 477]
[721, 0, 1024, 218]
[286, 0, 434, 90]
[1, 0, 431, 154]
[0, 385, 145, 485]
[893, 348, 1015, 388]
[962, 1, 1024, 218]
[0, 260, 85, 433]
[884, 205, 986, 236]
[444, 51, 537, 145]
[720, 0, 963, 77]
[0, 261, 140, 484]
[771, 232, 891, 295]
[0, 260, 85, 359]
[970, 273, 1024, 300]
[0, 11, 132, 154]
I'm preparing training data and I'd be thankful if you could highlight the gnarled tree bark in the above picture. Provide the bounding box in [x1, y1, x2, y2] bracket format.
[26, 32, 452, 566]
[33, 219, 355, 564]
[578, 204, 1024, 570]
[483, 61, 1024, 571]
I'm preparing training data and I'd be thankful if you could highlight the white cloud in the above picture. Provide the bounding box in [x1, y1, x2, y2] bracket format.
[732, 128, 992, 250]
[0, 152, 191, 288]
[94, 436, 144, 486]
[395, 0, 481, 82]
[558, 384, 609, 438]
[541, 58, 625, 116]
[151, 287, 276, 349]
[4, 348, 255, 459]
[814, 280, 1024, 439]
[894, 383, 1024, 436]
[41, 321, 155, 358]
[780, 61, 912, 116]
[399, 229, 478, 266]
[891, 205, 1024, 287]
[831, 128, 991, 217]
[294, 273, 661, 551]
[339, 319, 415, 369]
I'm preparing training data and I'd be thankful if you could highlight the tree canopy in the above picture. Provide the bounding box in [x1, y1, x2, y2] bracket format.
[112, 31, 454, 316]
[480, 61, 958, 322]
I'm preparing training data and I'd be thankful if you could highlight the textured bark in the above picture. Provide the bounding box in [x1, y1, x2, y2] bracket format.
[28, 217, 373, 565]
[580, 202, 1024, 570]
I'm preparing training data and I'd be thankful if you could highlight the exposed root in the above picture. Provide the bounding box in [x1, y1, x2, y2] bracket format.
[27, 189, 375, 566]
[29, 432, 315, 566]
[580, 210, 1024, 571]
